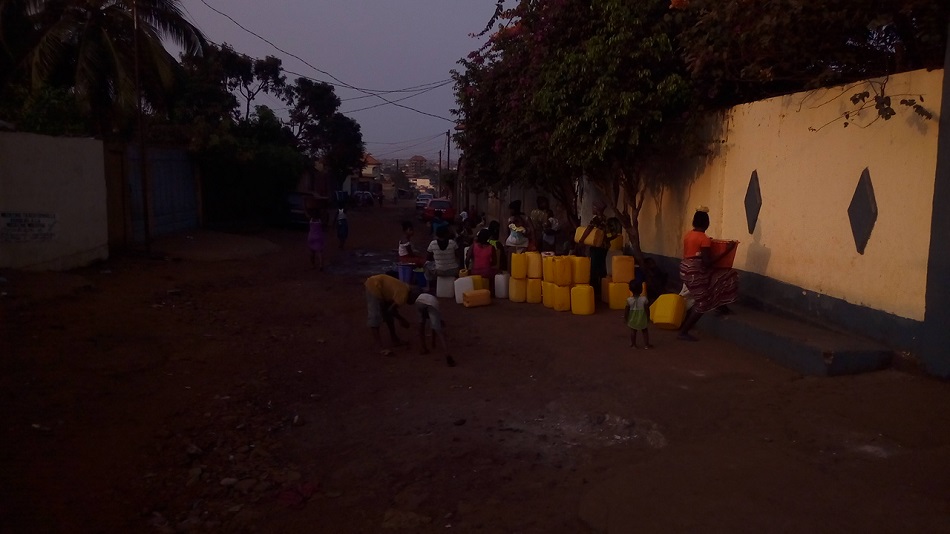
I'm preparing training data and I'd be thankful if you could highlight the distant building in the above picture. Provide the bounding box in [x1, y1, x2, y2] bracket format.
[362, 153, 381, 178]
[414, 177, 432, 191]
[407, 155, 427, 176]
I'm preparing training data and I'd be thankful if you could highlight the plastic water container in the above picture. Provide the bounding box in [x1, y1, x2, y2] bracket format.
[609, 231, 624, 251]
[601, 276, 612, 303]
[413, 269, 427, 290]
[608, 281, 631, 310]
[711, 239, 739, 268]
[510, 277, 527, 303]
[454, 276, 475, 304]
[542, 281, 555, 308]
[542, 256, 555, 282]
[571, 256, 591, 285]
[472, 275, 489, 291]
[437, 276, 455, 298]
[553, 257, 573, 286]
[650, 293, 686, 329]
[574, 226, 605, 247]
[494, 273, 510, 299]
[612, 255, 636, 284]
[527, 278, 543, 304]
[463, 289, 491, 307]
[526, 252, 542, 279]
[605, 249, 621, 276]
[571, 284, 595, 315]
[511, 253, 528, 279]
[397, 263, 414, 283]
[554, 285, 571, 312]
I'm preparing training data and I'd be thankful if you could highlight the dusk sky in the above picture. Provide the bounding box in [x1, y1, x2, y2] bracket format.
[184, 0, 498, 163]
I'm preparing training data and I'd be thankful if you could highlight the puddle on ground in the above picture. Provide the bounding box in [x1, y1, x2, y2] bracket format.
[324, 249, 399, 277]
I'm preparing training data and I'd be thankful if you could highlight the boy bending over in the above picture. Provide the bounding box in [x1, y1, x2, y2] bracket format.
[365, 273, 418, 351]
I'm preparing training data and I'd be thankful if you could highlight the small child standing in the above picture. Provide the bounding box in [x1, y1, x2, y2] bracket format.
[307, 210, 324, 270]
[398, 221, 426, 267]
[334, 204, 349, 250]
[624, 280, 653, 349]
[415, 291, 455, 367]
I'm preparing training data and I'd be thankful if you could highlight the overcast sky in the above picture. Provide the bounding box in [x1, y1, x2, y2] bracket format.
[183, 0, 497, 163]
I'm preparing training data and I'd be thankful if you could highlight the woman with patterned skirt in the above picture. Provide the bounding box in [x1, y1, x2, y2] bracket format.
[678, 208, 739, 341]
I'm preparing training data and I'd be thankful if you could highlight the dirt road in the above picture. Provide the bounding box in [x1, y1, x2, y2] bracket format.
[2, 202, 950, 533]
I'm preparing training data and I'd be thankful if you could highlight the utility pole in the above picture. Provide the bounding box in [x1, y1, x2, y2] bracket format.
[438, 150, 442, 195]
[446, 130, 452, 202]
[133, 0, 151, 253]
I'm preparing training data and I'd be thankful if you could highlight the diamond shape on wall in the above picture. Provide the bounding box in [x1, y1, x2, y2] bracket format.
[744, 170, 762, 234]
[848, 168, 878, 255]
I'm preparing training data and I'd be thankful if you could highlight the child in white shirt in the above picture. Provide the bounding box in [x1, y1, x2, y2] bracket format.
[415, 292, 455, 366]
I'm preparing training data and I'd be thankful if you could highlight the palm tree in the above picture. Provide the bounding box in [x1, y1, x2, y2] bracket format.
[2, 0, 205, 134]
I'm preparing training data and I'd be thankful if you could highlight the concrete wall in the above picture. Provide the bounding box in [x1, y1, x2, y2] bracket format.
[0, 132, 108, 270]
[639, 68, 943, 325]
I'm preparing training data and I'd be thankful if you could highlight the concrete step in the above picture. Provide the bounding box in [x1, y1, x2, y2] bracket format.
[697, 303, 893, 376]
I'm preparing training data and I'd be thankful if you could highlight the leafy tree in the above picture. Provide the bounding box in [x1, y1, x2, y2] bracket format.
[217, 44, 286, 120]
[321, 113, 364, 189]
[679, 0, 948, 108]
[0, 85, 88, 135]
[388, 167, 411, 190]
[151, 43, 240, 149]
[286, 77, 341, 159]
[456, 0, 694, 258]
[0, 0, 205, 135]
[456, 0, 946, 260]
[198, 105, 305, 224]
[452, 1, 584, 227]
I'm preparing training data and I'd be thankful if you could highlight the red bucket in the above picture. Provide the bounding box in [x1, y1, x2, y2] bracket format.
[711, 240, 739, 269]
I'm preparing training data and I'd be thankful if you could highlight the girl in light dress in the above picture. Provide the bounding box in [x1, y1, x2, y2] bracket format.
[624, 280, 653, 349]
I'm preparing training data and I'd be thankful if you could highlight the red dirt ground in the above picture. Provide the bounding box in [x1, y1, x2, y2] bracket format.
[2, 201, 950, 533]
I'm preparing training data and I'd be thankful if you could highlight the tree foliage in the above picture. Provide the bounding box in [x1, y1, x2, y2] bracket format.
[321, 112, 364, 188]
[454, 0, 947, 258]
[0, 0, 205, 135]
[454, 0, 695, 254]
[167, 44, 365, 222]
[680, 0, 948, 107]
[198, 105, 306, 224]
[216, 44, 286, 120]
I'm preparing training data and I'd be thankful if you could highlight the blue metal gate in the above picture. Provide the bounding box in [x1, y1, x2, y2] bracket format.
[127, 147, 198, 242]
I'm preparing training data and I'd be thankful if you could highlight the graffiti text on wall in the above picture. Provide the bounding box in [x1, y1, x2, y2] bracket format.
[0, 212, 57, 243]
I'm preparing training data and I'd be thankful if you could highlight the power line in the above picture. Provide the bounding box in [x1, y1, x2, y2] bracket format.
[365, 132, 448, 145]
[374, 134, 446, 157]
[339, 79, 451, 101]
[281, 69, 450, 110]
[197, 0, 455, 122]
[341, 80, 452, 114]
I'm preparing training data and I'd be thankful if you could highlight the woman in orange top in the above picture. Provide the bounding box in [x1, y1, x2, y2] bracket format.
[678, 209, 738, 341]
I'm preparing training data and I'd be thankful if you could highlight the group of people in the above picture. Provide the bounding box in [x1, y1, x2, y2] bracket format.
[398, 212, 505, 293]
[362, 198, 738, 365]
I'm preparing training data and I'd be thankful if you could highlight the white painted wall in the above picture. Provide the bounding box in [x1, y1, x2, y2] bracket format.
[638, 68, 943, 321]
[0, 132, 108, 270]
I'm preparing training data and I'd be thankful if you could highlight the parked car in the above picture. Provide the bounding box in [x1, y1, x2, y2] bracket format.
[422, 198, 456, 222]
[415, 193, 433, 210]
[332, 191, 349, 207]
[354, 191, 375, 207]
[283, 192, 327, 227]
